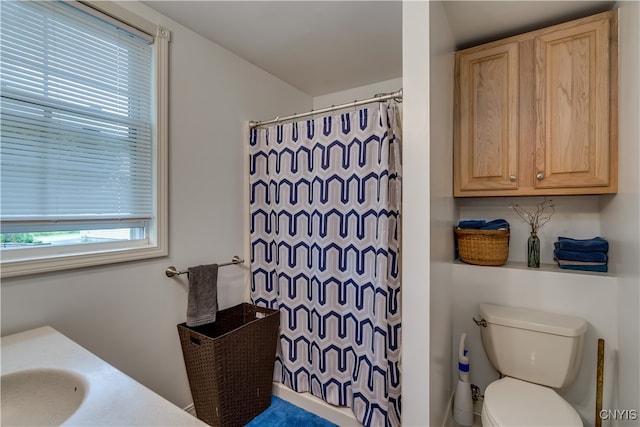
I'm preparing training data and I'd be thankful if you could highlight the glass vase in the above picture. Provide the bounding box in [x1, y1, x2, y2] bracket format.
[527, 232, 540, 268]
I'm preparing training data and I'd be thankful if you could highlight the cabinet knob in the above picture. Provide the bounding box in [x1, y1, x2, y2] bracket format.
[536, 172, 544, 180]
[509, 175, 517, 182]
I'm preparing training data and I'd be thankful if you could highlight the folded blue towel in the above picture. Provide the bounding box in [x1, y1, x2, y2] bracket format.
[483, 219, 510, 230]
[457, 220, 487, 229]
[556, 259, 606, 267]
[555, 236, 609, 253]
[553, 249, 608, 263]
[558, 264, 608, 273]
[457, 219, 510, 230]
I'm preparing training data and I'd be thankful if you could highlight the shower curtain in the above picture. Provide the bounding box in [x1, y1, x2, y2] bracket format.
[249, 102, 401, 427]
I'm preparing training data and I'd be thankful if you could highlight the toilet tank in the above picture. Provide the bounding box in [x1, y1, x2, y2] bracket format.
[478, 303, 587, 388]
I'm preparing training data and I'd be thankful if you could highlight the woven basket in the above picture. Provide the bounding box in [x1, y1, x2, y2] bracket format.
[455, 228, 510, 266]
[177, 303, 279, 427]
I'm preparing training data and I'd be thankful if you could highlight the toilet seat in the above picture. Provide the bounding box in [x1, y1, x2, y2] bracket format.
[482, 377, 583, 427]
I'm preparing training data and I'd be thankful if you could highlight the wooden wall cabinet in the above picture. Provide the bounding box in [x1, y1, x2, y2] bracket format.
[454, 10, 618, 197]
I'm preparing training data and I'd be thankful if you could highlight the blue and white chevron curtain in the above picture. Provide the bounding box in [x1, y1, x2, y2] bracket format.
[249, 102, 401, 427]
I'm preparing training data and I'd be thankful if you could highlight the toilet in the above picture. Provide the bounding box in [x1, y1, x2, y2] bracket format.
[476, 303, 587, 427]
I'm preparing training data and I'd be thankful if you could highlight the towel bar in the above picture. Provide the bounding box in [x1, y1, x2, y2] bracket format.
[165, 256, 244, 277]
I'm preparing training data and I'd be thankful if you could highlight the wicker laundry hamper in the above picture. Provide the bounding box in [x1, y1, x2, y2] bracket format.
[177, 303, 279, 427]
[455, 228, 510, 266]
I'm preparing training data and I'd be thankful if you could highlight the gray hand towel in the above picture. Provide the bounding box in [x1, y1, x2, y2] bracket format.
[186, 264, 219, 327]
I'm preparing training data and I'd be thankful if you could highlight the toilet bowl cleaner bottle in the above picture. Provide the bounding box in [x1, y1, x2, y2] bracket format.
[453, 333, 474, 426]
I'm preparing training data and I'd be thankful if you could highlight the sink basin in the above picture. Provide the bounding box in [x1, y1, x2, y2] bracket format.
[1, 368, 88, 426]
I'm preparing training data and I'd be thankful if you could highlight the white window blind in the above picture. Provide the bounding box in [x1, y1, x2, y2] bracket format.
[1, 0, 153, 234]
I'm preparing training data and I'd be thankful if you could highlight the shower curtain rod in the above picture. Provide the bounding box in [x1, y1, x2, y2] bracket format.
[248, 88, 402, 128]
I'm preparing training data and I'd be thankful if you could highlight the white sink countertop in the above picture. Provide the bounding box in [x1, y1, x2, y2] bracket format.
[1, 326, 207, 426]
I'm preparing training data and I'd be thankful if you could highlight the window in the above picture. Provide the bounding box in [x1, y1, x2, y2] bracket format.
[0, 1, 169, 277]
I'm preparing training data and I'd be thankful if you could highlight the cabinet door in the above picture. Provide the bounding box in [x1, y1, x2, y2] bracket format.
[455, 42, 519, 195]
[534, 16, 611, 189]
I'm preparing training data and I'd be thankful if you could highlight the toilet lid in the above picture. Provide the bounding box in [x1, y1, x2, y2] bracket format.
[483, 378, 583, 427]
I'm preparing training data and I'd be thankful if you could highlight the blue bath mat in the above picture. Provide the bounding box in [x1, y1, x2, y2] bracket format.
[245, 396, 338, 427]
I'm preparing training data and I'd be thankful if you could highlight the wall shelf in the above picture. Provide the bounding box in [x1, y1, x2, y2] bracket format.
[454, 259, 615, 278]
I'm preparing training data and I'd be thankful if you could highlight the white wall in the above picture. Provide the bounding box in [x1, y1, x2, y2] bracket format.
[312, 78, 403, 110]
[429, 1, 457, 425]
[0, 0, 312, 409]
[603, 1, 640, 423]
[402, 1, 432, 425]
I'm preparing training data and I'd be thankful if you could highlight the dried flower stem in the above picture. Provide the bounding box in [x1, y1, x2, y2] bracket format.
[510, 198, 555, 234]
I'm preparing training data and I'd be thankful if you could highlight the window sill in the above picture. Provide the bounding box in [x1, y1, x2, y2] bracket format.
[1, 244, 167, 278]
